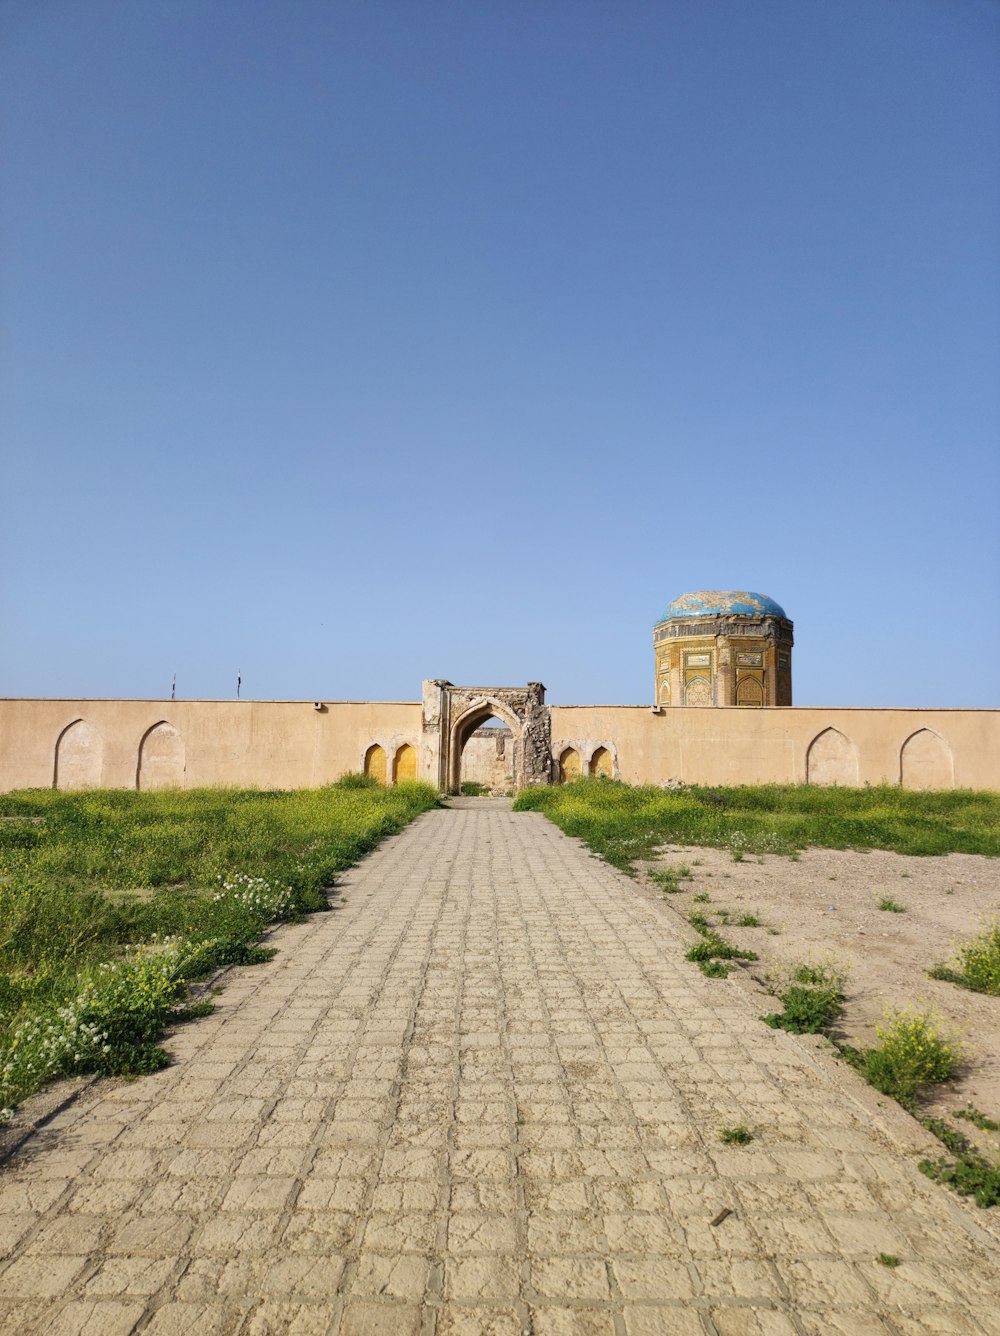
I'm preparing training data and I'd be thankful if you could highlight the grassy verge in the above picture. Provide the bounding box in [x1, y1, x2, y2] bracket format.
[0, 780, 438, 1120]
[513, 778, 1000, 872]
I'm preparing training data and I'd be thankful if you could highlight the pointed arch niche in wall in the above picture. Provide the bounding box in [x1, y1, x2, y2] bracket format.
[558, 747, 581, 784]
[806, 727, 859, 786]
[394, 743, 417, 784]
[136, 721, 185, 791]
[364, 744, 387, 785]
[589, 746, 613, 779]
[54, 719, 103, 790]
[900, 728, 953, 790]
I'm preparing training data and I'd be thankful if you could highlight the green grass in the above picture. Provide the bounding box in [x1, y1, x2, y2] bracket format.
[878, 897, 906, 913]
[930, 921, 1000, 997]
[512, 778, 1000, 873]
[0, 781, 439, 1120]
[877, 1254, 901, 1267]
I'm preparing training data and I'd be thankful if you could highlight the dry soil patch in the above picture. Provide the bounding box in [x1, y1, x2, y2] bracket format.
[645, 843, 1000, 1148]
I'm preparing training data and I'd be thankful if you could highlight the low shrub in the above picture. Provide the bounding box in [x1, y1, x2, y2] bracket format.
[930, 921, 1000, 997]
[845, 1009, 962, 1111]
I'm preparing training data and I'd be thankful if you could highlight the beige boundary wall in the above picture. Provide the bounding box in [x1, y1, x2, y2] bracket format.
[0, 697, 997, 793]
[551, 706, 1000, 791]
[0, 699, 422, 793]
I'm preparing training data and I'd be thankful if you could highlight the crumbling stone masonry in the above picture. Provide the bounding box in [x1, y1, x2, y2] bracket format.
[420, 681, 553, 793]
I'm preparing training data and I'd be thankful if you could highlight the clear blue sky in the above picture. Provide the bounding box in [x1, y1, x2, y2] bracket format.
[3, 0, 998, 708]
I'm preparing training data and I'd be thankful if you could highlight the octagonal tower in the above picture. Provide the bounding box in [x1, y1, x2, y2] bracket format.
[653, 591, 793, 708]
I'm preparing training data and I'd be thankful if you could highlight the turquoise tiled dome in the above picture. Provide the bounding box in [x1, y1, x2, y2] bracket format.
[661, 591, 787, 621]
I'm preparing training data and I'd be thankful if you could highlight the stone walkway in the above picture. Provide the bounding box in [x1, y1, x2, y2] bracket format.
[1, 801, 998, 1336]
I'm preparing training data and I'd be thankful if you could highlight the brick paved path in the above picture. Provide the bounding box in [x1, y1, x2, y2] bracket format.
[1, 801, 998, 1336]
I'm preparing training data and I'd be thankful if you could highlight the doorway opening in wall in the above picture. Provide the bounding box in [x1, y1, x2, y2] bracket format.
[458, 716, 514, 795]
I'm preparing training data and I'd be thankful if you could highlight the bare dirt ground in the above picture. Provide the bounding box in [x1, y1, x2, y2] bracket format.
[644, 842, 1000, 1152]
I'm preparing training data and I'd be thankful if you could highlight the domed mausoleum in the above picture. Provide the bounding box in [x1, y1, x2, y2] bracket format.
[654, 591, 793, 707]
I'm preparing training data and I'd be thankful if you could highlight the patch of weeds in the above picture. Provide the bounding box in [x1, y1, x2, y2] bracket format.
[693, 892, 711, 903]
[919, 1118, 1000, 1209]
[846, 1009, 962, 1111]
[877, 1254, 901, 1268]
[170, 999, 216, 1022]
[922, 1117, 969, 1155]
[688, 911, 712, 933]
[792, 963, 832, 985]
[698, 960, 731, 978]
[333, 771, 381, 789]
[459, 781, 489, 796]
[763, 961, 845, 1034]
[878, 897, 905, 913]
[930, 921, 1000, 997]
[735, 913, 761, 927]
[649, 866, 689, 894]
[686, 933, 757, 964]
[719, 1124, 753, 1145]
[954, 1106, 1000, 1133]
